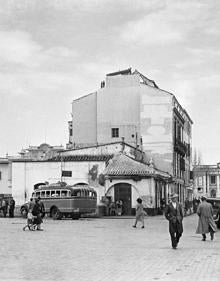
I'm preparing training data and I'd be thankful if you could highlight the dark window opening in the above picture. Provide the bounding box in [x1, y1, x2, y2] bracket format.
[112, 128, 119, 138]
[210, 175, 216, 185]
[62, 170, 72, 177]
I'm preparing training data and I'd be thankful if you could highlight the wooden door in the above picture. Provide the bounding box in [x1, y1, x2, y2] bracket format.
[114, 183, 132, 215]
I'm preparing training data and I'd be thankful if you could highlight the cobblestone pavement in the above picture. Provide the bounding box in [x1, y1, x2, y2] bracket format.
[0, 214, 220, 281]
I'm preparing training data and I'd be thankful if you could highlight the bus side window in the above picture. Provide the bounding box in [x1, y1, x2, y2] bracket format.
[73, 190, 80, 197]
[51, 191, 56, 197]
[61, 190, 67, 197]
[56, 190, 61, 197]
[46, 191, 50, 198]
[36, 192, 40, 197]
[41, 191, 46, 198]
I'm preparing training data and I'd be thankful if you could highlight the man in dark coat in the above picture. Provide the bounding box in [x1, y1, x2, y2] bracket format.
[38, 197, 45, 218]
[196, 195, 217, 241]
[9, 198, 15, 218]
[32, 198, 44, 231]
[165, 193, 183, 249]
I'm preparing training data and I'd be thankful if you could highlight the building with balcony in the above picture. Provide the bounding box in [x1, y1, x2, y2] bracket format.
[67, 68, 193, 204]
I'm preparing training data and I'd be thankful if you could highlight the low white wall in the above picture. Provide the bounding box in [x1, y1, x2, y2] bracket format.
[12, 161, 106, 205]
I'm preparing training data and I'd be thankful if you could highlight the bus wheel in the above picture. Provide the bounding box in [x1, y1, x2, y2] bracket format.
[51, 207, 62, 220]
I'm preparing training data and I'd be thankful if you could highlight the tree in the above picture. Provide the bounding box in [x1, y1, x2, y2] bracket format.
[193, 149, 197, 166]
[197, 150, 202, 165]
[193, 148, 203, 165]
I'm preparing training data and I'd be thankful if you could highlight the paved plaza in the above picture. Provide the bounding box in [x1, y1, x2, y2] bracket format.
[0, 213, 220, 281]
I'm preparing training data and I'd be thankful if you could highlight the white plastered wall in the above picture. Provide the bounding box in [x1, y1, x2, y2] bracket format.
[105, 177, 156, 208]
[12, 161, 106, 205]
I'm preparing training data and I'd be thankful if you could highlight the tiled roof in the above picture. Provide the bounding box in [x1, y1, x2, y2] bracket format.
[48, 154, 114, 162]
[103, 153, 154, 176]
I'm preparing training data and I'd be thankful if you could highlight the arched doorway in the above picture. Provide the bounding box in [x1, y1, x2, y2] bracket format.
[114, 183, 132, 215]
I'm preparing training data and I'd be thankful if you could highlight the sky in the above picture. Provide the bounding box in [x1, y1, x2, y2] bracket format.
[0, 0, 219, 164]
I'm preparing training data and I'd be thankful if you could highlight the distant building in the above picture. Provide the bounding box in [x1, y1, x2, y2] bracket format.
[67, 68, 193, 204]
[19, 143, 64, 160]
[193, 163, 220, 198]
[0, 158, 11, 196]
[0, 143, 64, 200]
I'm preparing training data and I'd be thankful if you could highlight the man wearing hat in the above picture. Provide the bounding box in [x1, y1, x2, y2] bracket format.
[165, 193, 183, 249]
[196, 195, 217, 241]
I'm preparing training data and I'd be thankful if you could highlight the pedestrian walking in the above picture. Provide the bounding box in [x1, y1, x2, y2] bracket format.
[133, 198, 147, 228]
[38, 197, 45, 219]
[9, 198, 15, 218]
[165, 193, 183, 249]
[32, 197, 44, 231]
[160, 198, 166, 214]
[28, 198, 35, 211]
[23, 210, 37, 231]
[196, 195, 217, 241]
[193, 197, 200, 213]
[1, 199, 8, 217]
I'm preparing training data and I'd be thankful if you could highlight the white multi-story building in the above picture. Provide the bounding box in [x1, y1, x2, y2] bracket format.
[67, 68, 193, 204]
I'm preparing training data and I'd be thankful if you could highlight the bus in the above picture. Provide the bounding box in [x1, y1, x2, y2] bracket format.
[21, 182, 97, 220]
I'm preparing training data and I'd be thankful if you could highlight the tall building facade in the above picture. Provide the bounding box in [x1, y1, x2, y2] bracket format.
[67, 68, 193, 203]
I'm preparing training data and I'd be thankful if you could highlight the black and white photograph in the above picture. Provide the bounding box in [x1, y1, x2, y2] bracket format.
[0, 1, 220, 280]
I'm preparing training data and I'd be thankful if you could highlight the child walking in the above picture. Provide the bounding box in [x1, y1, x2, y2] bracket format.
[133, 198, 147, 229]
[23, 210, 36, 231]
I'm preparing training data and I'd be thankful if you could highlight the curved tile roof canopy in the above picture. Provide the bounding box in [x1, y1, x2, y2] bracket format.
[104, 153, 168, 178]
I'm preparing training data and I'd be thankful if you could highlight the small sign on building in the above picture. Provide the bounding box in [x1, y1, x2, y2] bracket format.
[62, 170, 72, 177]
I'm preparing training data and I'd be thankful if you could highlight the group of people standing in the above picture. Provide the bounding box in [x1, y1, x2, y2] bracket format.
[0, 198, 15, 218]
[23, 197, 45, 231]
[107, 199, 123, 216]
[133, 193, 217, 250]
